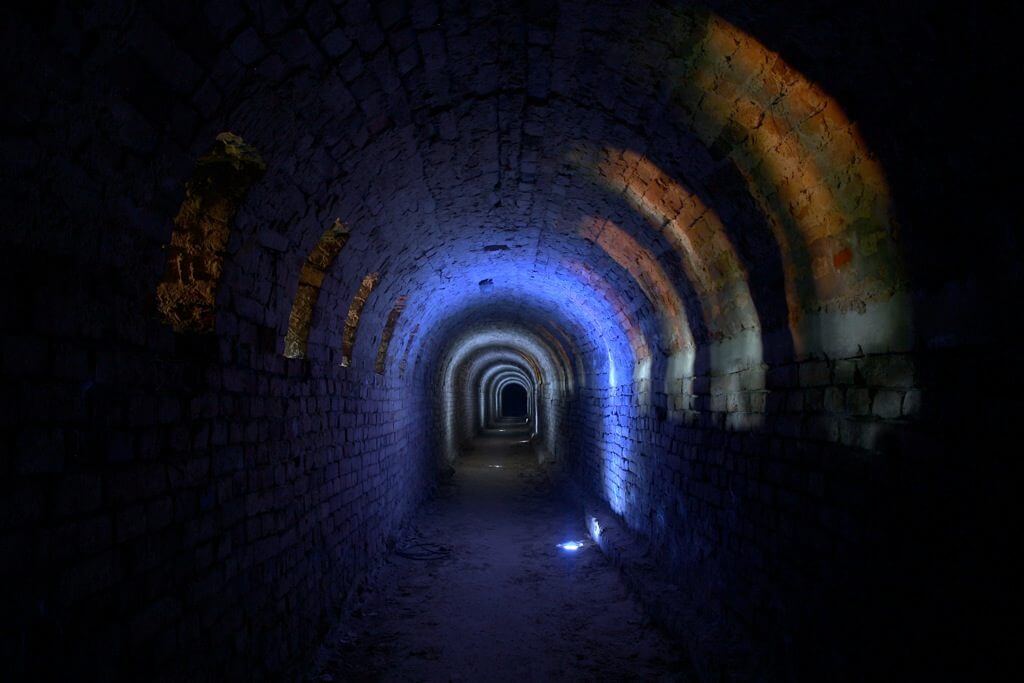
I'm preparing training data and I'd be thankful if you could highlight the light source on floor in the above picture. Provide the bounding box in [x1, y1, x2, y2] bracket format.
[488, 464, 503, 468]
[556, 540, 585, 551]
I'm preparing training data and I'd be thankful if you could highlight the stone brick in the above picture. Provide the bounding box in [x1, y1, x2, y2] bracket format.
[861, 355, 915, 388]
[872, 389, 903, 419]
[845, 388, 871, 416]
[901, 388, 922, 418]
[798, 360, 831, 387]
[0, 2, 996, 681]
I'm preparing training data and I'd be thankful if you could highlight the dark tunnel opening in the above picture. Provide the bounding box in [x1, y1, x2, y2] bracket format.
[0, 1, 1016, 681]
[499, 382, 528, 419]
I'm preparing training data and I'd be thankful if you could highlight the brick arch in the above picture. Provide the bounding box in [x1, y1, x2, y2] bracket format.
[340, 272, 380, 368]
[477, 359, 539, 431]
[374, 295, 408, 374]
[283, 219, 351, 359]
[156, 133, 265, 333]
[663, 7, 910, 357]
[437, 327, 572, 464]
[578, 216, 694, 356]
[7, 1, 994, 681]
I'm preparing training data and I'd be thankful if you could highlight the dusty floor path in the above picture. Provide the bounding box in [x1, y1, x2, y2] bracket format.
[311, 426, 692, 681]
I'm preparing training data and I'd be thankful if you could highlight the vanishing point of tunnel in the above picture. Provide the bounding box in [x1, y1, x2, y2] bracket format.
[0, 1, 1015, 681]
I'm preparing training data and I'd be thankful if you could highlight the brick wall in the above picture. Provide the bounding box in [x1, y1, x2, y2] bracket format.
[1, 247, 435, 679]
[565, 344, 1012, 678]
[1, 1, 1015, 681]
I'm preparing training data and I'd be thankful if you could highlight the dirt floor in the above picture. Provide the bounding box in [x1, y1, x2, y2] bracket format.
[309, 425, 692, 682]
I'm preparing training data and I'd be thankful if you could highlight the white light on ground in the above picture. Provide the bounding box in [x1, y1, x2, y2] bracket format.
[488, 464, 503, 468]
[556, 540, 586, 551]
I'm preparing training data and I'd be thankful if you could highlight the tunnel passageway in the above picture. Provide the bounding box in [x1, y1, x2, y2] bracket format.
[2, 1, 1013, 680]
[311, 429, 689, 681]
[499, 383, 529, 419]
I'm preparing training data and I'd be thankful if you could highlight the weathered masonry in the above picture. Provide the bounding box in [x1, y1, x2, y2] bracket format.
[0, 1, 1015, 681]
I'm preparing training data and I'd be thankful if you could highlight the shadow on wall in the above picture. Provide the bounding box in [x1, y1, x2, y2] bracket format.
[554, 8, 987, 682]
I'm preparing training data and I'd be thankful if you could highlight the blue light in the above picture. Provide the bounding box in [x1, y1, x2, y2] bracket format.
[556, 540, 585, 551]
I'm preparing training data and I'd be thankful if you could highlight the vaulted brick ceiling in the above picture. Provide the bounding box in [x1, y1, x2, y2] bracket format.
[1, 1, 1013, 680]
[131, 1, 913, 394]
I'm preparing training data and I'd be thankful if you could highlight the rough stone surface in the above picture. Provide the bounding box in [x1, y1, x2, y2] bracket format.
[0, 0, 1016, 681]
[309, 429, 692, 680]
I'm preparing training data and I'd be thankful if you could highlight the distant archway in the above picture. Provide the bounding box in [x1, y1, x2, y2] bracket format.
[500, 382, 529, 418]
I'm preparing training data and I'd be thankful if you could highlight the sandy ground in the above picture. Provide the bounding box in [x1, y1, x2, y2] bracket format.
[310, 426, 692, 682]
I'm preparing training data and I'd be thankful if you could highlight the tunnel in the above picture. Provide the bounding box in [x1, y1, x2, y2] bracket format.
[0, 1, 1016, 681]
[498, 382, 528, 419]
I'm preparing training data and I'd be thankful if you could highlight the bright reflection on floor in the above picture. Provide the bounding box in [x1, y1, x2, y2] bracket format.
[556, 541, 586, 551]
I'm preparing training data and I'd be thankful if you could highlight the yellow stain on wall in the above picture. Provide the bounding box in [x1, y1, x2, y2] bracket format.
[341, 272, 381, 367]
[283, 219, 351, 358]
[156, 133, 265, 333]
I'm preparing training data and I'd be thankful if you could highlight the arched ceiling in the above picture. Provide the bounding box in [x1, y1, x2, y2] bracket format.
[2, 1, 925, 393]
[195, 1, 911, 387]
